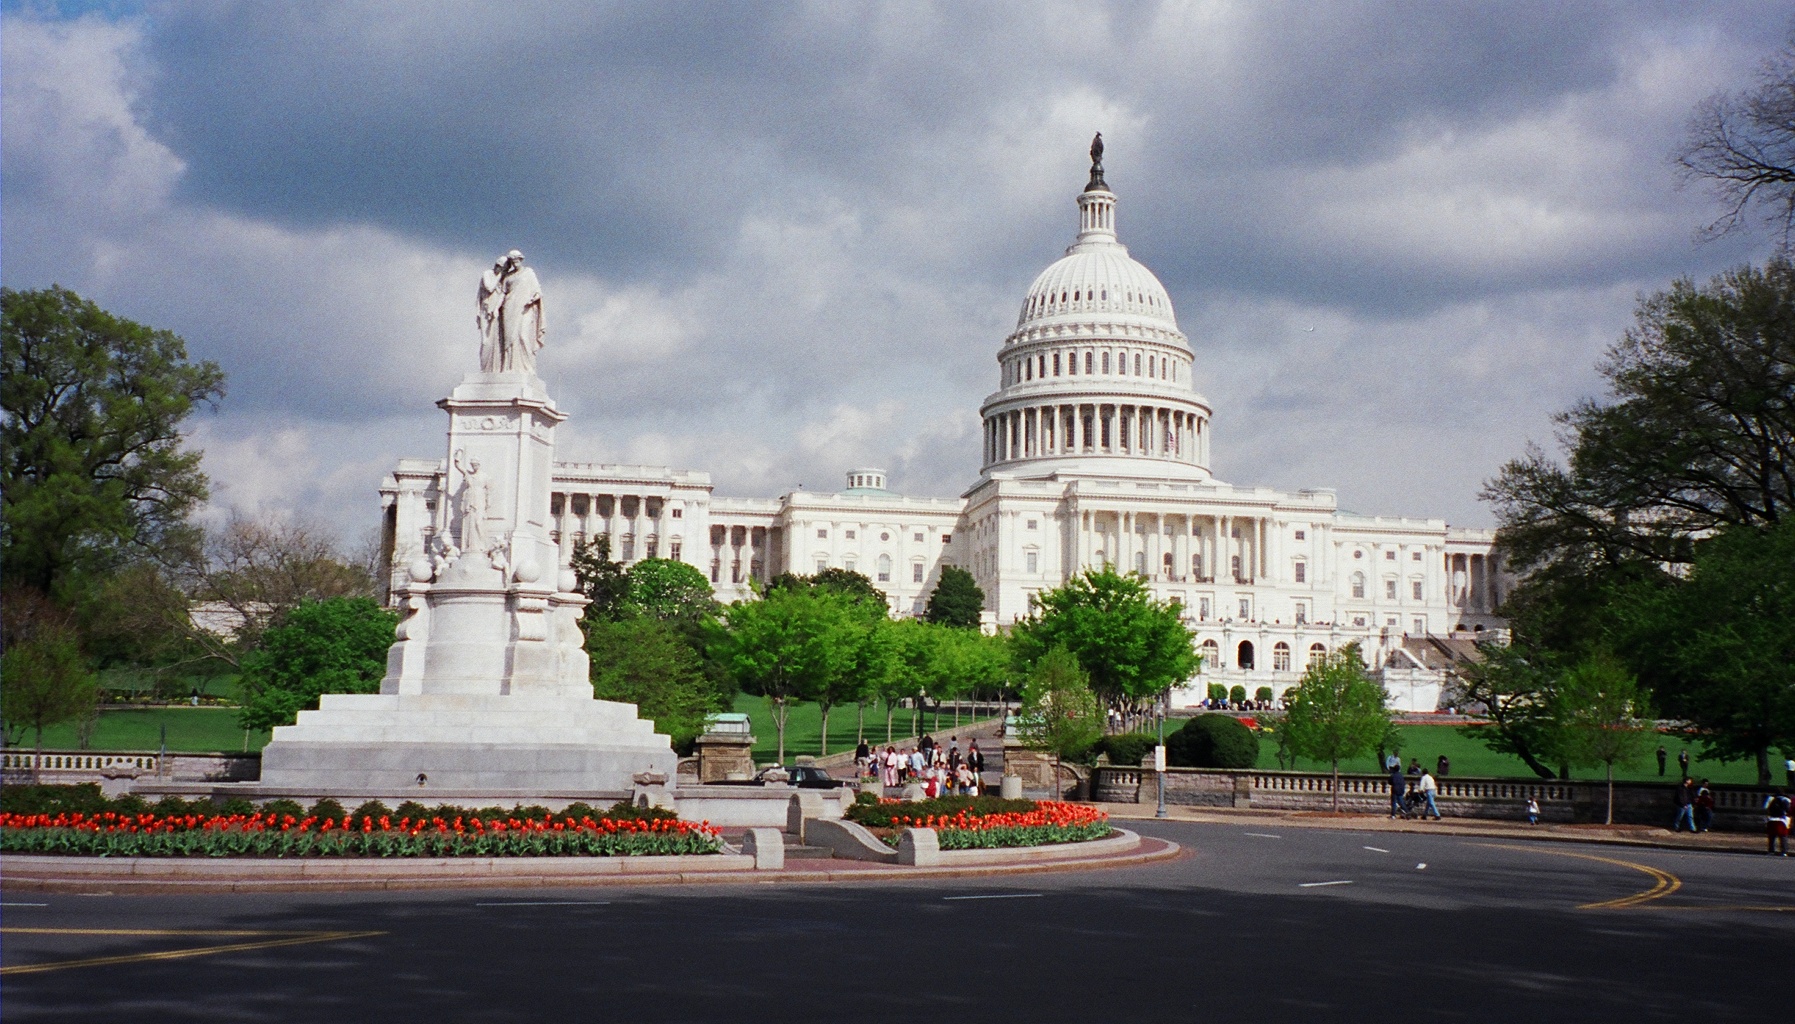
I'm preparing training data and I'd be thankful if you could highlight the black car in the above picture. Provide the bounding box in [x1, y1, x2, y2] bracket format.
[755, 764, 851, 789]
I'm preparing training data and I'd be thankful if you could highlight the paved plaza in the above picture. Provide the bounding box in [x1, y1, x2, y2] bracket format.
[4, 820, 1789, 1021]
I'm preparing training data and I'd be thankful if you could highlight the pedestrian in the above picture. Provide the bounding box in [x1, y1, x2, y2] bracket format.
[1419, 769, 1442, 820]
[908, 747, 926, 779]
[1389, 759, 1408, 819]
[1525, 796, 1540, 825]
[1656, 745, 1667, 777]
[1694, 779, 1715, 833]
[920, 734, 936, 757]
[855, 740, 871, 775]
[1672, 777, 1697, 832]
[1765, 790, 1792, 856]
[1786, 757, 1794, 789]
[1436, 754, 1451, 778]
[955, 762, 978, 796]
[881, 746, 900, 788]
[948, 738, 962, 770]
[1407, 758, 1422, 778]
[967, 740, 985, 776]
[1677, 748, 1690, 779]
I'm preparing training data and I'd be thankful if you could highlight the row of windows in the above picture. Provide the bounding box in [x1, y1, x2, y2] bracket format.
[1004, 347, 1177, 386]
[1198, 639, 1328, 672]
[1024, 285, 1163, 319]
[807, 553, 932, 584]
[812, 528, 944, 544]
[1352, 548, 1425, 561]
[1347, 572, 1428, 601]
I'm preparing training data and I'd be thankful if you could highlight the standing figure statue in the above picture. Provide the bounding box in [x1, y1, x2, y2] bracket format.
[476, 258, 507, 372]
[474, 249, 546, 374]
[453, 449, 491, 555]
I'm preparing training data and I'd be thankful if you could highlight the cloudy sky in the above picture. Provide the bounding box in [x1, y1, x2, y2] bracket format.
[3, 1, 1786, 545]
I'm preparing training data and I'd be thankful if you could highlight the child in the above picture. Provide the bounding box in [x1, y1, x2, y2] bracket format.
[1526, 796, 1540, 825]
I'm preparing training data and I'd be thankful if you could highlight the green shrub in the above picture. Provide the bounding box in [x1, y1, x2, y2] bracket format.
[1228, 685, 1248, 704]
[513, 804, 551, 821]
[393, 801, 431, 821]
[217, 797, 256, 817]
[1206, 683, 1227, 702]
[1167, 714, 1259, 769]
[602, 799, 678, 822]
[351, 800, 392, 822]
[559, 802, 599, 821]
[262, 799, 306, 820]
[1095, 733, 1158, 767]
[1254, 687, 1274, 703]
[0, 783, 112, 816]
[153, 795, 202, 817]
[846, 794, 1036, 829]
[307, 798, 347, 821]
[854, 789, 879, 806]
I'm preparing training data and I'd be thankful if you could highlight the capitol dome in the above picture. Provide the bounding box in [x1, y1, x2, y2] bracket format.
[978, 141, 1212, 482]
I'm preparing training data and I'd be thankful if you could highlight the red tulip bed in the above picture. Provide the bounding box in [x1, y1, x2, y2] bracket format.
[0, 810, 724, 858]
[847, 797, 1112, 850]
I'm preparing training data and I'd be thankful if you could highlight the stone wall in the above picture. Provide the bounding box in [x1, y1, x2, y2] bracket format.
[1091, 765, 1783, 832]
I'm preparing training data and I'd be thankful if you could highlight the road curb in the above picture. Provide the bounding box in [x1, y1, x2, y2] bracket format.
[0, 830, 1181, 894]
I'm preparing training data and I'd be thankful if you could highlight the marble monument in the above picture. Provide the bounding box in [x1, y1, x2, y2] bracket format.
[258, 252, 678, 798]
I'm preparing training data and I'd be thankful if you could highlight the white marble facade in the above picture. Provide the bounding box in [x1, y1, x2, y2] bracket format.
[379, 159, 1508, 711]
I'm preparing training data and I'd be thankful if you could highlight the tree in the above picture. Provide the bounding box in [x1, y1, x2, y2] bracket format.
[569, 537, 631, 622]
[714, 587, 860, 763]
[1016, 646, 1103, 798]
[626, 557, 720, 625]
[1485, 260, 1795, 585]
[1010, 567, 1198, 718]
[585, 616, 719, 753]
[1281, 643, 1392, 811]
[769, 567, 888, 607]
[2, 286, 225, 596]
[1614, 519, 1795, 783]
[1553, 653, 1654, 825]
[1677, 33, 1795, 244]
[236, 598, 399, 731]
[924, 566, 984, 628]
[0, 589, 98, 771]
[1455, 640, 1570, 781]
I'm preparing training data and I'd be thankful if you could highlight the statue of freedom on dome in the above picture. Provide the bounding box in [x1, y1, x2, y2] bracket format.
[1087, 132, 1107, 191]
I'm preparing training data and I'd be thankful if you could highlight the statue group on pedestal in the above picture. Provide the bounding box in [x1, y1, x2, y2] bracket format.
[477, 250, 545, 374]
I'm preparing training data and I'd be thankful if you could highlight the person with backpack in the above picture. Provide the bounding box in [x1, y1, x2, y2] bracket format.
[1389, 759, 1408, 819]
[1766, 790, 1792, 856]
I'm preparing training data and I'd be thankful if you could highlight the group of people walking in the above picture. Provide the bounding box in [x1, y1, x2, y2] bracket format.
[1387, 756, 1442, 820]
[857, 735, 985, 797]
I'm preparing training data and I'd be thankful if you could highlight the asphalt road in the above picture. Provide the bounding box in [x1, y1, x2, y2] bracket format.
[3, 821, 1791, 1022]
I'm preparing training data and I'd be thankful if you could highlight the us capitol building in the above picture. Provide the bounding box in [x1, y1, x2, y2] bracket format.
[379, 144, 1507, 711]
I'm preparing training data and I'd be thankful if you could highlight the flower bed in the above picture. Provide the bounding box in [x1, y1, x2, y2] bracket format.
[0, 809, 724, 858]
[849, 797, 1111, 850]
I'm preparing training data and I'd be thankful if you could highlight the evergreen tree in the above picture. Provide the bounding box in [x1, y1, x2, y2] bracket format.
[924, 566, 984, 628]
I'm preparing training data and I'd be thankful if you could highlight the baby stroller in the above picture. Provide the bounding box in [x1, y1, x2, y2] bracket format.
[1399, 787, 1428, 819]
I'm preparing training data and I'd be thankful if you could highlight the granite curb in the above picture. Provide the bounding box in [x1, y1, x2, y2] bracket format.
[0, 829, 1180, 894]
[1094, 803, 1773, 855]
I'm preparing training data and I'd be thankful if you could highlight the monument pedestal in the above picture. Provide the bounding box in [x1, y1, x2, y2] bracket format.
[258, 366, 678, 799]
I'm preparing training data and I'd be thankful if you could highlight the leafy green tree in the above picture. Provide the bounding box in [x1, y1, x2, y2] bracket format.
[2, 287, 225, 596]
[714, 587, 860, 763]
[626, 557, 720, 624]
[816, 593, 891, 755]
[1010, 567, 1197, 716]
[1016, 646, 1103, 798]
[236, 598, 398, 731]
[1553, 653, 1655, 824]
[569, 536, 631, 622]
[0, 589, 98, 768]
[1614, 519, 1795, 783]
[585, 616, 719, 753]
[1282, 642, 1392, 811]
[1456, 640, 1570, 780]
[924, 566, 985, 628]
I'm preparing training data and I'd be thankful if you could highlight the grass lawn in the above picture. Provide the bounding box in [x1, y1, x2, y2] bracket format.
[21, 707, 271, 755]
[1249, 722, 1773, 786]
[732, 695, 998, 764]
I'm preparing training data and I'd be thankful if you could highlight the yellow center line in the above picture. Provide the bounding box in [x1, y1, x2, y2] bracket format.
[1474, 843, 1682, 909]
[0, 928, 386, 976]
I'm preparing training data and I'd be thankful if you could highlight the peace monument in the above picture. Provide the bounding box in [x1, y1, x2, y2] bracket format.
[257, 253, 677, 799]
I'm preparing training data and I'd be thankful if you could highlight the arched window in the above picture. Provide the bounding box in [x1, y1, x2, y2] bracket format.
[1084, 351, 1094, 373]
[1053, 353, 1062, 376]
[1025, 360, 1033, 381]
[1134, 353, 1142, 375]
[1308, 643, 1327, 667]
[1273, 642, 1292, 671]
[1200, 639, 1220, 668]
[877, 554, 891, 582]
[1102, 352, 1111, 374]
[1231, 554, 1242, 579]
[1237, 641, 1255, 670]
[1133, 550, 1146, 574]
[1163, 552, 1174, 576]
[1351, 572, 1366, 599]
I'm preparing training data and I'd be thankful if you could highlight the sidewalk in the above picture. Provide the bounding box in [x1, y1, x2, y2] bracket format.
[1092, 802, 1775, 855]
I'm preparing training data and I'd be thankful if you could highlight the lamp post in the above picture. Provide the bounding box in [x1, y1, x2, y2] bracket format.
[1155, 690, 1168, 819]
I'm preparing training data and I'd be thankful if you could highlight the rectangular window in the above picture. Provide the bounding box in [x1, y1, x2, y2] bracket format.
[1386, 550, 1396, 560]
[1387, 616, 1398, 627]
[913, 532, 923, 542]
[1385, 579, 1397, 599]
[1239, 598, 1251, 620]
[1295, 602, 1307, 624]
[669, 540, 682, 561]
[816, 559, 828, 574]
[1198, 598, 1211, 620]
[1026, 519, 1038, 530]
[845, 530, 856, 540]
[1294, 529, 1305, 541]
[913, 563, 925, 583]
[670, 508, 682, 519]
[844, 559, 856, 572]
[816, 529, 827, 539]
[1412, 580, 1424, 600]
[1413, 617, 1426, 634]
[1412, 551, 1422, 561]
[1026, 551, 1039, 573]
[1294, 561, 1306, 583]
[941, 534, 951, 543]
[1352, 615, 1367, 627]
